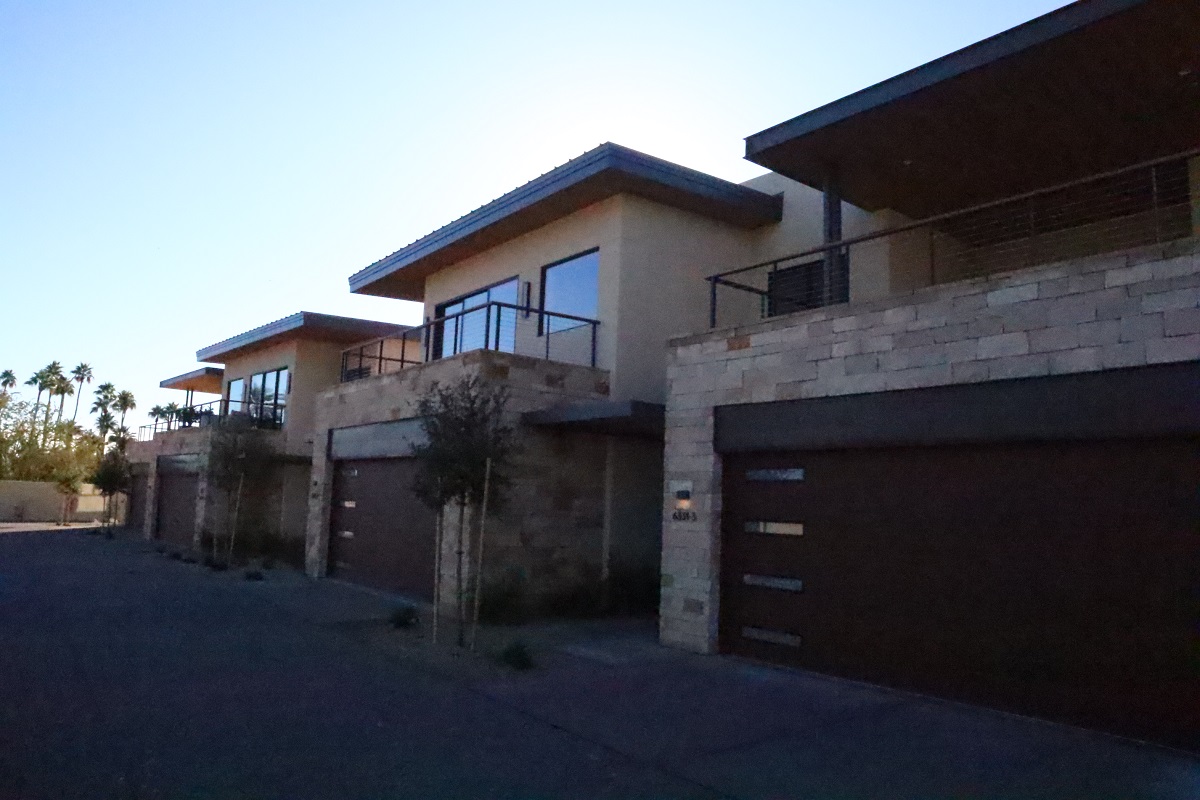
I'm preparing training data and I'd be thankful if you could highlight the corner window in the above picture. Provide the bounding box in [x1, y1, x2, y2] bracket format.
[240, 367, 288, 427]
[540, 250, 598, 334]
[433, 277, 518, 359]
[226, 378, 245, 409]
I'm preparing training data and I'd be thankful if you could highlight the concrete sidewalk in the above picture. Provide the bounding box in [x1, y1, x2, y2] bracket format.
[0, 529, 1196, 799]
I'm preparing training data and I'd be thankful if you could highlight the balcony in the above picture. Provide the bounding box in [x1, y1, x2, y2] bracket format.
[340, 301, 599, 383]
[709, 149, 1199, 329]
[136, 398, 286, 442]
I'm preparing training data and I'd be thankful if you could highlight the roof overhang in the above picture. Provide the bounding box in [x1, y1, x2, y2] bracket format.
[745, 0, 1200, 218]
[159, 367, 224, 395]
[349, 143, 785, 301]
[197, 312, 408, 364]
[522, 399, 665, 440]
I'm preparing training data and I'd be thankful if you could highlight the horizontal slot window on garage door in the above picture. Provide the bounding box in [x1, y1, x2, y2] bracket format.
[745, 468, 805, 482]
[744, 521, 805, 536]
[742, 627, 802, 647]
[743, 574, 804, 592]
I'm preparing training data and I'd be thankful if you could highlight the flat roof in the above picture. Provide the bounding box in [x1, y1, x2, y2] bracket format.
[349, 142, 784, 301]
[159, 367, 224, 395]
[744, 0, 1199, 217]
[197, 312, 408, 364]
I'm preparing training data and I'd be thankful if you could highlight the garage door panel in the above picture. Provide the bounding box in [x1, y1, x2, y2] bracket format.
[328, 458, 436, 600]
[155, 471, 198, 548]
[721, 437, 1200, 747]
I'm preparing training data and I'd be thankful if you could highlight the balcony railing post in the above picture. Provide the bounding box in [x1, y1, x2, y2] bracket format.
[591, 321, 597, 367]
[484, 303, 492, 351]
[377, 339, 384, 377]
[709, 277, 718, 328]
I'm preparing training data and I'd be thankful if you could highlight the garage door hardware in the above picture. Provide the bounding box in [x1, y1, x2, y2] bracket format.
[742, 627, 802, 647]
[746, 468, 805, 482]
[743, 575, 804, 592]
[744, 521, 805, 536]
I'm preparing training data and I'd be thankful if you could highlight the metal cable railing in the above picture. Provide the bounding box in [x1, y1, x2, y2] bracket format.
[136, 398, 286, 441]
[340, 301, 599, 382]
[709, 149, 1200, 329]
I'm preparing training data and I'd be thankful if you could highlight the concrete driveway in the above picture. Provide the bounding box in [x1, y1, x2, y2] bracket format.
[0, 529, 1196, 799]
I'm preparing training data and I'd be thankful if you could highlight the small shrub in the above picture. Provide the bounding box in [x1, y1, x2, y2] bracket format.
[498, 640, 534, 671]
[244, 569, 264, 581]
[389, 604, 419, 629]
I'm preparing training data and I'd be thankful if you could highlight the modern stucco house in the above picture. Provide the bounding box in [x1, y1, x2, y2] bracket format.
[301, 141, 869, 610]
[128, 312, 405, 560]
[659, 0, 1199, 748]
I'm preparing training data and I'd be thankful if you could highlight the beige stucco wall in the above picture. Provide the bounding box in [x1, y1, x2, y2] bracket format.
[0, 481, 108, 523]
[216, 337, 349, 457]
[658, 238, 1200, 654]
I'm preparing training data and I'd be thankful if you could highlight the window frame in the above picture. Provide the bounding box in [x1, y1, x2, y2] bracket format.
[537, 247, 599, 336]
[432, 275, 520, 359]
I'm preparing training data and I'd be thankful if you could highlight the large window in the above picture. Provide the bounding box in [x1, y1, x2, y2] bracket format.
[434, 277, 518, 359]
[241, 367, 289, 427]
[226, 378, 245, 406]
[540, 250, 598, 333]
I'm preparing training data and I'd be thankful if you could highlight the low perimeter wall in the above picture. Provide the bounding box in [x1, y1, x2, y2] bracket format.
[0, 481, 110, 523]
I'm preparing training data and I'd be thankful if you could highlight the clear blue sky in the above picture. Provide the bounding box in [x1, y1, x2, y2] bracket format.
[0, 0, 1069, 430]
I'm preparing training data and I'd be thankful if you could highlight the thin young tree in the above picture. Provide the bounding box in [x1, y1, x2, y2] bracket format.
[0, 370, 16, 395]
[70, 363, 93, 422]
[412, 376, 517, 647]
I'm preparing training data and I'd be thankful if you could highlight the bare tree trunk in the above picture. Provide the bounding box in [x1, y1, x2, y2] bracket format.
[470, 459, 492, 652]
[456, 499, 466, 648]
[227, 470, 245, 564]
[432, 502, 444, 645]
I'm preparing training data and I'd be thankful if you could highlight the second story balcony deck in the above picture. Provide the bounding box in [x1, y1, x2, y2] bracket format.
[339, 301, 599, 383]
[137, 397, 286, 442]
[708, 149, 1200, 330]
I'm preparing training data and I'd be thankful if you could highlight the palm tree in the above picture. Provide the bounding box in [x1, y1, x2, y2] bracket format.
[0, 369, 15, 395]
[95, 409, 116, 453]
[163, 402, 181, 431]
[114, 390, 136, 428]
[26, 370, 45, 407]
[54, 375, 74, 424]
[108, 426, 133, 453]
[94, 382, 117, 410]
[70, 363, 93, 422]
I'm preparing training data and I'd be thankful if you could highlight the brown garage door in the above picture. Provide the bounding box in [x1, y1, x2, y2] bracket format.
[328, 458, 437, 600]
[155, 469, 199, 549]
[721, 437, 1200, 749]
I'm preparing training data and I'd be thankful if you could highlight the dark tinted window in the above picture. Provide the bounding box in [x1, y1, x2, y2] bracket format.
[541, 250, 598, 333]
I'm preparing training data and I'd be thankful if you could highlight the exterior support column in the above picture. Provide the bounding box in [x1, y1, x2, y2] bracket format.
[1189, 156, 1200, 236]
[822, 172, 843, 306]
